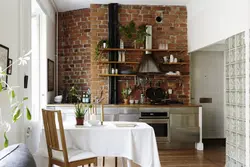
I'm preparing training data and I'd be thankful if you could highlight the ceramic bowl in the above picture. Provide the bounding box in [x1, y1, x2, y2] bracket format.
[54, 95, 63, 103]
[135, 100, 139, 104]
[88, 120, 100, 126]
[129, 100, 134, 104]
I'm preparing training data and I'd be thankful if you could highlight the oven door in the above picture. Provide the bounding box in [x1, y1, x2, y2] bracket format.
[139, 118, 169, 142]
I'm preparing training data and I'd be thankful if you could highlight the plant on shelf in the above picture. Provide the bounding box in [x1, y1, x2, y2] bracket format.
[135, 24, 150, 48]
[119, 20, 136, 40]
[95, 39, 109, 61]
[119, 21, 151, 48]
[68, 86, 80, 103]
[121, 87, 132, 104]
[75, 103, 89, 125]
[0, 50, 32, 148]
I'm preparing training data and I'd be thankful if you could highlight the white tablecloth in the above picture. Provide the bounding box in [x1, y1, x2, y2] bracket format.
[35, 122, 161, 167]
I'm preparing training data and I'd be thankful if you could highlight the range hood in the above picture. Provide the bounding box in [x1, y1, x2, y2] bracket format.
[138, 25, 161, 73]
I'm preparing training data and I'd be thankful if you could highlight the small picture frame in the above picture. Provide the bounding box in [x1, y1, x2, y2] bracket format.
[47, 59, 54, 91]
[7, 58, 12, 75]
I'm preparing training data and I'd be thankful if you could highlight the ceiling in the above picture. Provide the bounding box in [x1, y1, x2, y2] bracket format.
[53, 0, 190, 12]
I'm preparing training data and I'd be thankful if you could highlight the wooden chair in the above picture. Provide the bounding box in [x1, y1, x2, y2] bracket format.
[42, 109, 97, 167]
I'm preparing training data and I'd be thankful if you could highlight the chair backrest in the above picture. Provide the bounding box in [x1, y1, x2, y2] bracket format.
[42, 109, 69, 163]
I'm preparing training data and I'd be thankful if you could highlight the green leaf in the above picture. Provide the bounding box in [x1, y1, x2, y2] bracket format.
[26, 107, 31, 120]
[23, 97, 28, 101]
[4, 132, 8, 148]
[11, 90, 15, 99]
[13, 109, 22, 122]
[0, 83, 2, 92]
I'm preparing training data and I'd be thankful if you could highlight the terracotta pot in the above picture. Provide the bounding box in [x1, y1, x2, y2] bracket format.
[124, 99, 129, 104]
[76, 117, 84, 125]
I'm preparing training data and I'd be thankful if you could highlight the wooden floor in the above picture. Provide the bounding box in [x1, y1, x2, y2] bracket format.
[92, 146, 225, 167]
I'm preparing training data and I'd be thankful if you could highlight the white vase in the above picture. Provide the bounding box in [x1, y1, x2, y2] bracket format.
[120, 39, 124, 49]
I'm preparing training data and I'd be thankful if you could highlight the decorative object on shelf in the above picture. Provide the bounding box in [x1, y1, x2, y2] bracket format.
[118, 52, 122, 61]
[120, 39, 124, 49]
[95, 39, 109, 60]
[169, 54, 174, 63]
[176, 71, 181, 75]
[140, 93, 145, 104]
[129, 96, 134, 104]
[68, 86, 80, 103]
[0, 48, 32, 147]
[7, 59, 12, 75]
[119, 21, 136, 47]
[115, 69, 118, 74]
[122, 52, 126, 62]
[54, 95, 63, 103]
[174, 58, 178, 63]
[135, 100, 139, 104]
[135, 24, 150, 48]
[74, 103, 88, 125]
[163, 56, 168, 63]
[47, 59, 54, 91]
[119, 21, 150, 48]
[121, 82, 132, 104]
[111, 68, 115, 74]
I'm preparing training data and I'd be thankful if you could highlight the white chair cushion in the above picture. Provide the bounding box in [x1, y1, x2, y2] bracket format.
[52, 148, 96, 162]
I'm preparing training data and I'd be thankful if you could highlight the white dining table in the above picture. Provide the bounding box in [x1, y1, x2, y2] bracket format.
[35, 121, 161, 167]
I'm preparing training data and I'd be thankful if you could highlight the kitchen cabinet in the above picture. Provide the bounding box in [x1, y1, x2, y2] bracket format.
[170, 108, 199, 143]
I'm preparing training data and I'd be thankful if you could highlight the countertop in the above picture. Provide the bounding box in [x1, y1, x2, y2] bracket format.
[47, 103, 201, 108]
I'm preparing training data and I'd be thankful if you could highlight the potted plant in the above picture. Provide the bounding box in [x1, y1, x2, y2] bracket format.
[119, 21, 136, 48]
[68, 86, 80, 103]
[95, 39, 109, 61]
[121, 87, 132, 104]
[75, 103, 88, 125]
[135, 24, 151, 49]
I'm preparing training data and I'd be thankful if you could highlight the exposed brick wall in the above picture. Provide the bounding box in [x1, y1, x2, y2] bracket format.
[58, 4, 189, 104]
[90, 4, 109, 104]
[58, 9, 91, 94]
[90, 5, 189, 104]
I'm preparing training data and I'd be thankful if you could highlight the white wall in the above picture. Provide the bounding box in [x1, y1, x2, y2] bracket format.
[0, 0, 24, 148]
[0, 0, 55, 148]
[188, 0, 249, 52]
[191, 51, 224, 138]
[36, 0, 56, 104]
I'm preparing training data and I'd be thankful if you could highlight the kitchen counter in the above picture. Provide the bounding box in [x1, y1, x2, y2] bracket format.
[47, 103, 201, 108]
[46, 103, 203, 151]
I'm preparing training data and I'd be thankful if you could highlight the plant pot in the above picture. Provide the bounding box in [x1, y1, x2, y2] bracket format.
[76, 117, 84, 125]
[124, 99, 129, 104]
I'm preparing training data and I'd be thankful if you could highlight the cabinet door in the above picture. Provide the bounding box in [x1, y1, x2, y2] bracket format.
[170, 113, 199, 143]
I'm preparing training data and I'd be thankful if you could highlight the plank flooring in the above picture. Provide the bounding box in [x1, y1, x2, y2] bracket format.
[91, 146, 225, 167]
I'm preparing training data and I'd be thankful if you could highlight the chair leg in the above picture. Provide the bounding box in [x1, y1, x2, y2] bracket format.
[103, 157, 105, 167]
[48, 160, 53, 167]
[115, 157, 118, 167]
[94, 157, 98, 166]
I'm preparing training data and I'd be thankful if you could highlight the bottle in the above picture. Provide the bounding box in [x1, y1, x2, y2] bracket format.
[140, 94, 145, 104]
[86, 94, 89, 103]
[82, 92, 86, 103]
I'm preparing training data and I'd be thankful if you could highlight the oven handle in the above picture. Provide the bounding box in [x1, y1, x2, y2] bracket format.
[139, 118, 169, 124]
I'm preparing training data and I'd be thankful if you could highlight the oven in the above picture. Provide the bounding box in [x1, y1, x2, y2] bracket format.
[139, 111, 170, 143]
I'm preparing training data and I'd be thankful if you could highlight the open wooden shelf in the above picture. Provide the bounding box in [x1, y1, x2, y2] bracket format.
[99, 48, 185, 52]
[165, 75, 189, 77]
[162, 62, 189, 65]
[98, 61, 139, 64]
[99, 74, 136, 77]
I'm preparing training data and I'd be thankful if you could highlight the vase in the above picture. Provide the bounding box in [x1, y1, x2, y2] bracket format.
[76, 117, 84, 125]
[124, 99, 129, 104]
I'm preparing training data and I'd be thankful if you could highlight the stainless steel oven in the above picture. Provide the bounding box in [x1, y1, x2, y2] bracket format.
[139, 111, 169, 143]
